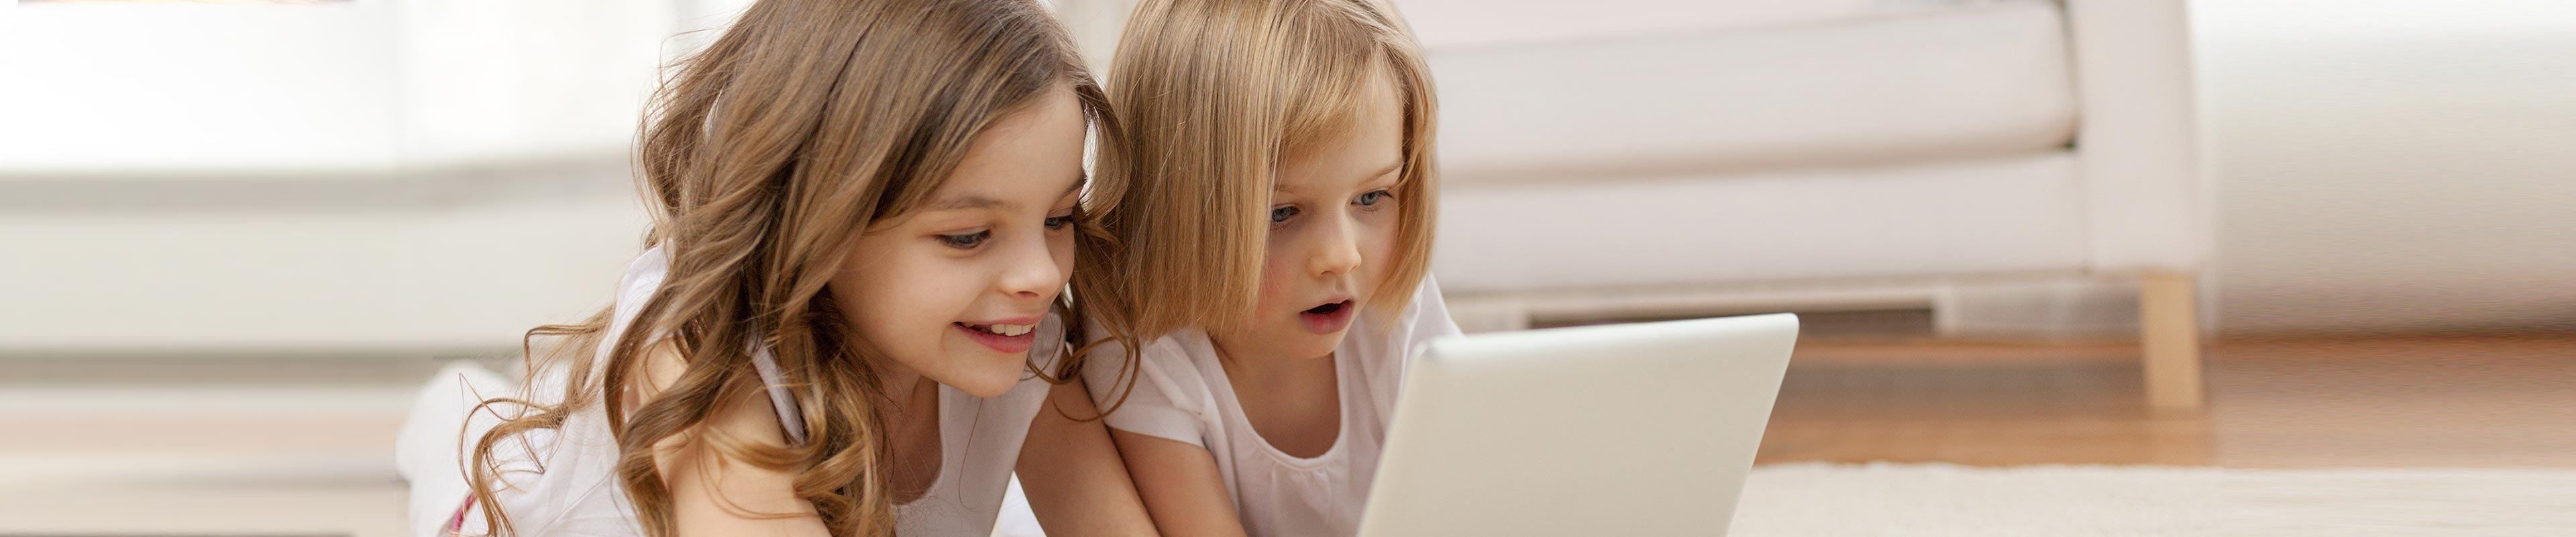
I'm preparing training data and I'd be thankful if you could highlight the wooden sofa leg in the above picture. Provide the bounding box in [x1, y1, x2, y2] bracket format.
[2140, 271, 2206, 414]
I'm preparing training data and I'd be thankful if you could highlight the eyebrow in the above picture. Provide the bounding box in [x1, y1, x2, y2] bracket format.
[926, 171, 1087, 211]
[1358, 162, 1404, 185]
[1275, 162, 1403, 194]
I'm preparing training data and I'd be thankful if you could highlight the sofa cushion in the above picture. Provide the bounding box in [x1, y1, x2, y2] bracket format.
[1429, 1, 2074, 187]
[1430, 153, 2087, 293]
[1399, 0, 2027, 50]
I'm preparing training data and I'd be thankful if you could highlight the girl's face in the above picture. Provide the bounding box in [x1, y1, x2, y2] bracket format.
[1212, 69, 1405, 362]
[830, 87, 1087, 397]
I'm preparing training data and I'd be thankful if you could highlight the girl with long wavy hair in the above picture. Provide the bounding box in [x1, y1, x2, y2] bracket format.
[395, 0, 1157, 534]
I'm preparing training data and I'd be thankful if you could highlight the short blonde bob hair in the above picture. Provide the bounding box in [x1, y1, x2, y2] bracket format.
[1081, 0, 1440, 344]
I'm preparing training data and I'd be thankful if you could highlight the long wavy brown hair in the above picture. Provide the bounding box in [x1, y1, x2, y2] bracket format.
[460, 0, 1122, 535]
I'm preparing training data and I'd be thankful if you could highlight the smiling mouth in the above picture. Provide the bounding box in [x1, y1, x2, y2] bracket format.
[957, 322, 1036, 337]
[955, 320, 1040, 354]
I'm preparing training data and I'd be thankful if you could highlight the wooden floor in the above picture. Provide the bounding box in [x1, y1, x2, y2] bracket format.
[4, 332, 2567, 478]
[1754, 332, 2576, 468]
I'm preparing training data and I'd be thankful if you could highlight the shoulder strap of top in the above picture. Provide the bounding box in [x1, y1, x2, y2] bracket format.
[614, 245, 809, 446]
[749, 346, 808, 446]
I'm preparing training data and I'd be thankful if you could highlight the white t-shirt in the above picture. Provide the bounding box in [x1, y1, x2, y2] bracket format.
[1079, 275, 1463, 536]
[396, 246, 1058, 536]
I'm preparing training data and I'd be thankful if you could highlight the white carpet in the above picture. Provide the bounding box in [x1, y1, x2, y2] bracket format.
[1730, 462, 2576, 536]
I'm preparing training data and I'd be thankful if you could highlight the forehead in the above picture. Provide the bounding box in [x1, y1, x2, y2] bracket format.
[929, 87, 1088, 208]
[1277, 68, 1404, 194]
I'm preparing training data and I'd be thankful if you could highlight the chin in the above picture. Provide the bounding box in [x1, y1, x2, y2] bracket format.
[1283, 332, 1346, 360]
[949, 362, 1023, 397]
[952, 378, 1016, 397]
[943, 347, 1028, 397]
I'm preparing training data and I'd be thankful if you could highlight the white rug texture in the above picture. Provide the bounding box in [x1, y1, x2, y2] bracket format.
[1729, 462, 2576, 536]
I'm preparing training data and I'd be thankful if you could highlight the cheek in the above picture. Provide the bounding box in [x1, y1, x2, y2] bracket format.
[1356, 213, 1401, 281]
[1254, 233, 1304, 309]
[1049, 232, 1076, 283]
[837, 240, 972, 350]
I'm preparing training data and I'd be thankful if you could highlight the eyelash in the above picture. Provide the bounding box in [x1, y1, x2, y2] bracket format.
[1355, 189, 1394, 209]
[938, 209, 1077, 250]
[936, 230, 991, 250]
[1269, 189, 1395, 229]
[1269, 205, 1301, 227]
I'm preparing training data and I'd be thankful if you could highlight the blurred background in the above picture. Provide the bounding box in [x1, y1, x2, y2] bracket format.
[2, 0, 2571, 534]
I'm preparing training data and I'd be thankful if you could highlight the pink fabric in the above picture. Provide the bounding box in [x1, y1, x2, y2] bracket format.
[445, 495, 475, 535]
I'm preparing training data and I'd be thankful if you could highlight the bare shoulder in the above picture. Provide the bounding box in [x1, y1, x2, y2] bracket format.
[624, 342, 824, 532]
[629, 340, 689, 408]
[623, 341, 792, 449]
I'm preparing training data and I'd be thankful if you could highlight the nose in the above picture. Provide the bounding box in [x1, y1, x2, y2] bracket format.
[1307, 209, 1363, 278]
[996, 232, 1063, 300]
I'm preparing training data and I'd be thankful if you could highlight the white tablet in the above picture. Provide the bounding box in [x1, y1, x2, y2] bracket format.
[1357, 313, 1799, 536]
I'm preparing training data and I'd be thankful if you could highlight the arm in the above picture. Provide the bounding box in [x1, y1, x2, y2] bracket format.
[1071, 333, 1244, 536]
[1109, 430, 1249, 537]
[639, 346, 833, 536]
[1014, 379, 1160, 536]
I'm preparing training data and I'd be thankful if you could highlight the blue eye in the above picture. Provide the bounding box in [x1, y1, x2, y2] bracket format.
[1044, 213, 1075, 230]
[1355, 189, 1393, 207]
[1270, 205, 1300, 224]
[937, 230, 990, 249]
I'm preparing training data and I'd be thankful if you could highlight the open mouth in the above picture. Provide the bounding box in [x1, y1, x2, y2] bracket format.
[1297, 299, 1356, 334]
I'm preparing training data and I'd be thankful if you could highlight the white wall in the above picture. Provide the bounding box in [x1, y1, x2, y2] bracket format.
[2195, 0, 2576, 334]
[0, 1, 402, 177]
[0, 0, 670, 177]
[396, 0, 672, 167]
[0, 0, 681, 352]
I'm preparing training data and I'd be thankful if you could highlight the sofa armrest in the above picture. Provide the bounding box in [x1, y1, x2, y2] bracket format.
[2067, 0, 2208, 272]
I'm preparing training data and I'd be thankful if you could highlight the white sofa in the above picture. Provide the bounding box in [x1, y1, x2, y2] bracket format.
[1419, 0, 2211, 411]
